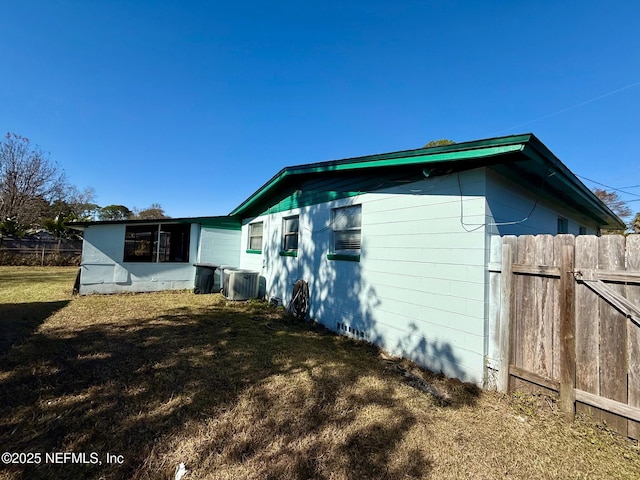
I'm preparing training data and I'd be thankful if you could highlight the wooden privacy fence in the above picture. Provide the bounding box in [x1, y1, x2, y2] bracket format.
[493, 234, 640, 439]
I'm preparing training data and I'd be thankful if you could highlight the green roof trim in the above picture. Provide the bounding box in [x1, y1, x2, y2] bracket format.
[285, 144, 523, 175]
[69, 216, 241, 231]
[229, 133, 625, 230]
[230, 136, 529, 217]
[188, 216, 242, 230]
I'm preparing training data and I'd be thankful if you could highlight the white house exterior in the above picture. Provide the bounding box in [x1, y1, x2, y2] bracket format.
[72, 133, 623, 385]
[230, 134, 623, 384]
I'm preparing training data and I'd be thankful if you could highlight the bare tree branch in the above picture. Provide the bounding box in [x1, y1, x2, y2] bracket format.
[0, 133, 68, 233]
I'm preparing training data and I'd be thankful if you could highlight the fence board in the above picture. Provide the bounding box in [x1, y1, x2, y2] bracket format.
[513, 236, 539, 393]
[558, 239, 576, 418]
[574, 235, 602, 422]
[498, 238, 516, 393]
[534, 235, 555, 379]
[627, 235, 640, 438]
[598, 235, 628, 435]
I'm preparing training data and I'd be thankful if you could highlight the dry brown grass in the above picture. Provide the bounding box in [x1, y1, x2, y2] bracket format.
[1, 266, 639, 479]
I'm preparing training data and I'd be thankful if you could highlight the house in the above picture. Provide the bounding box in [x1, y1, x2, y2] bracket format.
[71, 133, 624, 385]
[230, 133, 623, 384]
[71, 216, 241, 294]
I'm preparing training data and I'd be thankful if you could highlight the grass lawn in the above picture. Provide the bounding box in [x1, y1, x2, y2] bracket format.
[1, 266, 639, 479]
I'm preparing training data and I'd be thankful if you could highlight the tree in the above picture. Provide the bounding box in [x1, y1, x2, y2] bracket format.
[423, 139, 456, 148]
[98, 205, 133, 221]
[42, 213, 72, 239]
[593, 189, 632, 220]
[65, 186, 98, 221]
[40, 186, 98, 237]
[632, 212, 640, 234]
[592, 189, 634, 234]
[0, 133, 67, 234]
[134, 203, 169, 219]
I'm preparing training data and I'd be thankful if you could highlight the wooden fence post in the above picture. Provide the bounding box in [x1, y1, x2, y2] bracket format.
[559, 244, 576, 419]
[499, 242, 514, 393]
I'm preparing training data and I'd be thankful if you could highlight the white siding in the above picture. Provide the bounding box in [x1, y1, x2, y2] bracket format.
[484, 169, 599, 236]
[239, 167, 607, 385]
[197, 227, 241, 266]
[239, 169, 489, 383]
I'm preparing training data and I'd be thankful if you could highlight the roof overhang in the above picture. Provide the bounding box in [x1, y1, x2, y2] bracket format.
[68, 215, 242, 231]
[229, 133, 625, 230]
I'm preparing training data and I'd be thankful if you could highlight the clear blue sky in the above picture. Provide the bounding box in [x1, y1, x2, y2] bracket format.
[1, 1, 639, 219]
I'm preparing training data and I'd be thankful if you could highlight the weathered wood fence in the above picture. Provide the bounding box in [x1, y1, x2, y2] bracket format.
[490, 234, 640, 439]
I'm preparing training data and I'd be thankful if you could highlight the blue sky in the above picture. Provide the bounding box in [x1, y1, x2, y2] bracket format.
[1, 1, 639, 219]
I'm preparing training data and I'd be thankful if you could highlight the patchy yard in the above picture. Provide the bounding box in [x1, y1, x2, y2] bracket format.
[0, 266, 639, 479]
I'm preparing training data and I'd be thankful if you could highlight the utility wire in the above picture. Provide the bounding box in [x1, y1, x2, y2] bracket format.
[495, 80, 640, 134]
[577, 175, 640, 198]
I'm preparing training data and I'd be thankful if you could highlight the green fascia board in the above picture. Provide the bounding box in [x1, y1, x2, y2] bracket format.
[69, 216, 241, 230]
[286, 144, 524, 175]
[230, 136, 529, 217]
[188, 216, 242, 230]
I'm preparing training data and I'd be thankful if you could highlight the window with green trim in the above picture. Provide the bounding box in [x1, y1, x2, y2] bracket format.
[332, 205, 361, 255]
[248, 222, 263, 252]
[282, 216, 299, 252]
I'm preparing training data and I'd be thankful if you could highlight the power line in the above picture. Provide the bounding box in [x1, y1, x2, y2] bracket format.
[495, 80, 640, 134]
[577, 175, 640, 198]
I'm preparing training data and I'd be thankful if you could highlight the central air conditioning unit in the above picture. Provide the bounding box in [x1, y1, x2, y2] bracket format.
[222, 268, 259, 301]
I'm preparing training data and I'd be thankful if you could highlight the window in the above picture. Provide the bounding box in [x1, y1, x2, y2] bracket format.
[557, 217, 568, 234]
[124, 223, 190, 263]
[157, 224, 190, 262]
[330, 205, 361, 260]
[124, 225, 155, 262]
[281, 216, 299, 254]
[578, 226, 587, 235]
[247, 222, 263, 253]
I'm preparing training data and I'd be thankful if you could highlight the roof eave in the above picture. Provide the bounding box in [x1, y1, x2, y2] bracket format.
[230, 134, 532, 217]
[68, 215, 242, 231]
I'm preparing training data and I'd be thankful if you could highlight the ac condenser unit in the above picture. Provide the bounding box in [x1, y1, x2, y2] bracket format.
[223, 269, 259, 301]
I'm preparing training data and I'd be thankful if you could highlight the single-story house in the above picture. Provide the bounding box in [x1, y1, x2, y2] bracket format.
[71, 133, 624, 385]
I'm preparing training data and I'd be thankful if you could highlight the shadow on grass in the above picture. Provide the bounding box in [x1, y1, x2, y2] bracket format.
[0, 299, 477, 479]
[0, 301, 70, 354]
